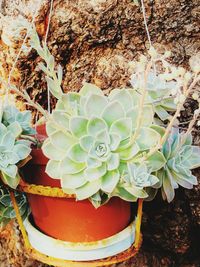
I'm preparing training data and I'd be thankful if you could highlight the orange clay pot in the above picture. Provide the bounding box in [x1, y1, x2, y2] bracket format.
[22, 125, 131, 242]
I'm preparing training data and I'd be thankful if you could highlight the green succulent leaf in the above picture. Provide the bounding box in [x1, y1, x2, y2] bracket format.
[127, 105, 154, 127]
[50, 130, 76, 150]
[109, 89, 133, 111]
[101, 170, 120, 193]
[68, 144, 88, 163]
[60, 157, 86, 175]
[80, 135, 94, 152]
[107, 153, 120, 171]
[85, 94, 108, 117]
[84, 163, 106, 182]
[87, 117, 107, 136]
[52, 111, 69, 129]
[102, 101, 125, 126]
[147, 151, 166, 172]
[46, 160, 62, 179]
[119, 143, 139, 160]
[110, 118, 132, 141]
[124, 186, 148, 198]
[136, 127, 161, 150]
[154, 106, 170, 121]
[69, 117, 88, 138]
[79, 82, 104, 97]
[42, 139, 66, 160]
[75, 180, 101, 200]
[7, 122, 22, 138]
[1, 171, 19, 189]
[112, 185, 138, 202]
[61, 171, 86, 189]
[110, 133, 121, 151]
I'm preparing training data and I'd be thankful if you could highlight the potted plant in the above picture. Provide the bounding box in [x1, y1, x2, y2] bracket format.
[1, 27, 200, 262]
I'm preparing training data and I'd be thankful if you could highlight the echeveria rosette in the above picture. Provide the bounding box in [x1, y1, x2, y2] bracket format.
[0, 119, 32, 189]
[113, 163, 159, 202]
[156, 128, 200, 202]
[42, 83, 162, 205]
[0, 184, 28, 228]
[2, 105, 36, 135]
[130, 72, 177, 120]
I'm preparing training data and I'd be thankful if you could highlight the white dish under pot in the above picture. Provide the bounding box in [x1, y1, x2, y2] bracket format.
[24, 216, 135, 261]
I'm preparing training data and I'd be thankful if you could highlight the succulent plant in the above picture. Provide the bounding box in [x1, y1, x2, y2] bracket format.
[0, 105, 33, 189]
[42, 83, 163, 205]
[113, 163, 159, 201]
[2, 105, 36, 135]
[156, 128, 200, 202]
[0, 184, 28, 228]
[30, 31, 199, 208]
[130, 72, 177, 120]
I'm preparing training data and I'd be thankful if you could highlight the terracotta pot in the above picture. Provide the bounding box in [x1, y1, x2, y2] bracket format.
[22, 125, 131, 242]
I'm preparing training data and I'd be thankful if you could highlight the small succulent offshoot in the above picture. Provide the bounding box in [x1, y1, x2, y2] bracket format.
[0, 185, 28, 228]
[0, 105, 34, 189]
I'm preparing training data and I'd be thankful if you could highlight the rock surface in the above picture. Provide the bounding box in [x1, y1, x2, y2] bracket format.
[0, 0, 200, 266]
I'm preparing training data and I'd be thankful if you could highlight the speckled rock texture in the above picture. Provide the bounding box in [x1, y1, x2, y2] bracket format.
[0, 0, 200, 266]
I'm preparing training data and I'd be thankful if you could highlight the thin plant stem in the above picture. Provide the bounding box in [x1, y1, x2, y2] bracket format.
[129, 61, 152, 145]
[7, 1, 42, 95]
[44, 0, 54, 113]
[140, 0, 152, 47]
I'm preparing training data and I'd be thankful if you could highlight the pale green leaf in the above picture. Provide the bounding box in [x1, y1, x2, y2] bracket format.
[1, 164, 17, 179]
[136, 127, 161, 150]
[46, 121, 57, 136]
[110, 133, 121, 151]
[75, 180, 101, 200]
[50, 131, 76, 150]
[107, 153, 120, 171]
[60, 157, 86, 175]
[42, 139, 66, 160]
[86, 157, 102, 168]
[147, 151, 166, 172]
[13, 144, 31, 161]
[127, 105, 154, 127]
[80, 135, 94, 152]
[79, 82, 104, 96]
[101, 170, 120, 193]
[68, 144, 87, 163]
[150, 125, 165, 137]
[1, 171, 19, 189]
[85, 94, 108, 117]
[125, 186, 148, 198]
[163, 169, 175, 202]
[119, 143, 140, 160]
[61, 171, 86, 189]
[112, 186, 138, 202]
[102, 101, 125, 126]
[52, 111, 69, 129]
[110, 118, 132, 141]
[84, 163, 106, 182]
[7, 122, 22, 138]
[87, 117, 107, 136]
[69, 116, 88, 138]
[109, 89, 133, 111]
[154, 105, 170, 121]
[46, 160, 62, 179]
[1, 132, 15, 150]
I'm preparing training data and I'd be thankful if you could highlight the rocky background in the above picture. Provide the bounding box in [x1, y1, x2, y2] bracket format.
[0, 0, 200, 266]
